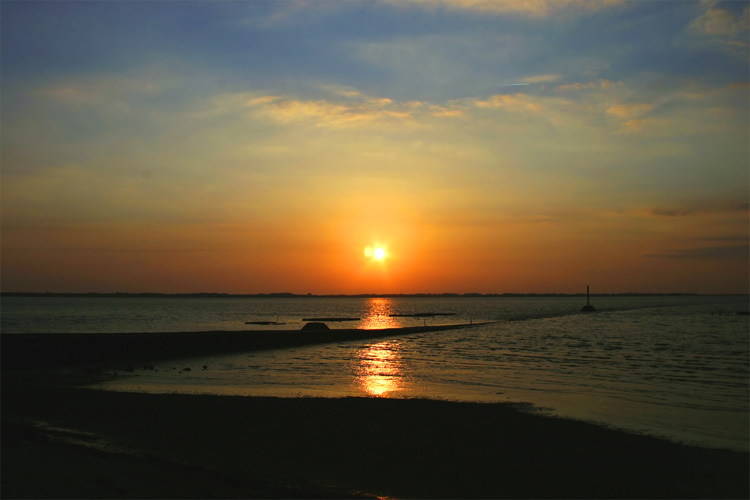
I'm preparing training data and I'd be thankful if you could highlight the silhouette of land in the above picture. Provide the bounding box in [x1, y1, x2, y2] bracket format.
[2, 380, 747, 499]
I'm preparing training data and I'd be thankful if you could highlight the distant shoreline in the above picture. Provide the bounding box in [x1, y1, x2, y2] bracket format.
[3, 291, 725, 299]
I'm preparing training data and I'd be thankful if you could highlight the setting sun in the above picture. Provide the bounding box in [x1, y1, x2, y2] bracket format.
[364, 246, 387, 261]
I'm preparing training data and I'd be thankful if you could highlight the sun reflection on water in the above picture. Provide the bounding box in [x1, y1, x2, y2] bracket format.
[360, 297, 401, 330]
[354, 340, 408, 397]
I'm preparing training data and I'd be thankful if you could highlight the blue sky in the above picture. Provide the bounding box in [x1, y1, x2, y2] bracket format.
[2, 0, 748, 293]
[5, 1, 745, 95]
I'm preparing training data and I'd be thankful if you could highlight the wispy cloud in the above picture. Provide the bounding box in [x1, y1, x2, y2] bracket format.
[689, 2, 749, 53]
[556, 79, 623, 92]
[606, 103, 653, 119]
[243, 93, 421, 129]
[472, 94, 544, 113]
[647, 201, 750, 218]
[523, 73, 562, 83]
[387, 0, 624, 17]
[690, 3, 749, 38]
[644, 245, 749, 260]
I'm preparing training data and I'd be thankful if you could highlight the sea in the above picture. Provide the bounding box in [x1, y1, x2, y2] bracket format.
[2, 294, 748, 452]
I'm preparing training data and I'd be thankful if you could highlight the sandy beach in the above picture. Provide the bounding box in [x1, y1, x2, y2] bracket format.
[3, 383, 748, 499]
[2, 328, 749, 499]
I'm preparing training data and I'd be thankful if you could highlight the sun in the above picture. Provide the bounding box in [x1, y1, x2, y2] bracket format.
[364, 246, 387, 261]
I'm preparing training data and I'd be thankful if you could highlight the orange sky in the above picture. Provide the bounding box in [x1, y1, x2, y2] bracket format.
[2, 1, 748, 294]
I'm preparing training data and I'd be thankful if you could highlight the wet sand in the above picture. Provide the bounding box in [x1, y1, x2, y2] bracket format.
[3, 381, 748, 499]
[2, 328, 749, 498]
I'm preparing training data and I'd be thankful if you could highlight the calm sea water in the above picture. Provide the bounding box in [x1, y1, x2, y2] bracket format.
[3, 295, 748, 452]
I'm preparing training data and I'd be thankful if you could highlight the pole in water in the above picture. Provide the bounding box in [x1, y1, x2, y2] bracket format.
[581, 285, 596, 312]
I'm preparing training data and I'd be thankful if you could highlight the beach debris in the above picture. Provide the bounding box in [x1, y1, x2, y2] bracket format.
[301, 322, 330, 331]
[182, 367, 191, 372]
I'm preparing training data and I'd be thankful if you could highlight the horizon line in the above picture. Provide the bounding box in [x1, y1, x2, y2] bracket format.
[3, 291, 744, 298]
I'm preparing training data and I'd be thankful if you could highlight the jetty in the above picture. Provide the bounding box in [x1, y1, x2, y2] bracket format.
[1, 322, 493, 371]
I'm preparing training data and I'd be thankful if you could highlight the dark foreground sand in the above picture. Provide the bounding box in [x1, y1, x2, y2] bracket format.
[3, 381, 748, 499]
[2, 328, 749, 499]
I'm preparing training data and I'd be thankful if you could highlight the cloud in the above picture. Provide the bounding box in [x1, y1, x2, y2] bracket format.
[647, 201, 750, 218]
[614, 112, 712, 137]
[473, 93, 544, 113]
[606, 103, 653, 118]
[429, 105, 466, 118]
[690, 4, 749, 38]
[243, 93, 422, 128]
[387, 0, 623, 17]
[644, 244, 749, 260]
[33, 72, 164, 107]
[556, 79, 622, 92]
[689, 3, 749, 53]
[524, 73, 562, 83]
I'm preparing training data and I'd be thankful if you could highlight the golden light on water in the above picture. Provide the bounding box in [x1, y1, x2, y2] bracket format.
[355, 299, 410, 396]
[360, 297, 400, 330]
[355, 340, 407, 397]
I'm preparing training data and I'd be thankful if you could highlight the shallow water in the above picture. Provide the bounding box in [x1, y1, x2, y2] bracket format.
[1, 294, 736, 333]
[65, 295, 750, 452]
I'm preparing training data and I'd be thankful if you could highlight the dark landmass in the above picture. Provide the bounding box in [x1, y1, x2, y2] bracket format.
[2, 380, 747, 499]
[2, 291, 713, 298]
[0, 323, 487, 371]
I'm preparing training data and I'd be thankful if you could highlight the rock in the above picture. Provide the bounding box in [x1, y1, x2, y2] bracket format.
[301, 322, 330, 331]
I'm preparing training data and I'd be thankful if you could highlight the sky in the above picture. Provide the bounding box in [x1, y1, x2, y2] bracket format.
[1, 0, 748, 294]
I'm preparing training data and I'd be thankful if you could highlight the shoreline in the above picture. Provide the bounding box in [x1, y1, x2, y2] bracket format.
[1, 323, 490, 370]
[3, 381, 748, 499]
[3, 322, 748, 498]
